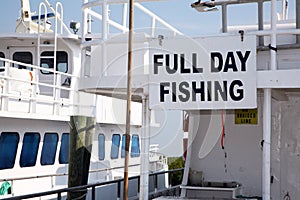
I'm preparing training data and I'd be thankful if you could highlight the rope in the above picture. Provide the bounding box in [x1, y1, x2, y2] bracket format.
[221, 109, 225, 149]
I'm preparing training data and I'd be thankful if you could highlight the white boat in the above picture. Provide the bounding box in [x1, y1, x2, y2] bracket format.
[152, 0, 300, 199]
[0, 0, 182, 198]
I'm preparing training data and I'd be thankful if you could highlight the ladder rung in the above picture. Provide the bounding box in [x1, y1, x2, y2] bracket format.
[39, 44, 55, 47]
[40, 56, 55, 59]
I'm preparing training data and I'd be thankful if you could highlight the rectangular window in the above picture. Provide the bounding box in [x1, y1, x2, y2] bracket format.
[0, 132, 19, 170]
[59, 133, 69, 164]
[41, 133, 58, 165]
[121, 134, 126, 158]
[110, 134, 120, 159]
[13, 52, 33, 70]
[41, 51, 68, 74]
[20, 132, 40, 167]
[0, 52, 5, 72]
[98, 134, 105, 160]
[131, 135, 140, 157]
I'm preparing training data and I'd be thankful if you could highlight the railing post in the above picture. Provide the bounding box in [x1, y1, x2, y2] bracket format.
[51, 175, 54, 189]
[137, 176, 140, 194]
[117, 181, 121, 200]
[1, 61, 9, 111]
[92, 186, 95, 200]
[168, 171, 172, 187]
[53, 73, 61, 115]
[154, 174, 158, 193]
[57, 192, 62, 200]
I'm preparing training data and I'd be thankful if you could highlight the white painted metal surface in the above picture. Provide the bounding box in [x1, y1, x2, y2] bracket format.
[0, 0, 169, 198]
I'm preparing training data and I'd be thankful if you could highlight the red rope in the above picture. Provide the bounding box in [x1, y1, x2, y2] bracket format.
[221, 110, 225, 149]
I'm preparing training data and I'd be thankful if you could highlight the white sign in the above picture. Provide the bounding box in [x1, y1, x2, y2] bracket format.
[149, 35, 257, 110]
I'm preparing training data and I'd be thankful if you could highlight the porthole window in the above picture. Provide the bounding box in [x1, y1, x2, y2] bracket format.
[20, 132, 40, 167]
[111, 134, 120, 159]
[0, 132, 19, 170]
[41, 133, 58, 165]
[131, 135, 140, 157]
[121, 134, 126, 158]
[98, 134, 105, 160]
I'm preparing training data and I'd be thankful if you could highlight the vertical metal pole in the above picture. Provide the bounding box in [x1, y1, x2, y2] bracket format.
[102, 0, 109, 76]
[262, 89, 271, 200]
[258, 0, 264, 46]
[82, 0, 88, 38]
[140, 96, 150, 199]
[221, 4, 227, 33]
[263, 0, 276, 199]
[122, 3, 128, 33]
[296, 0, 300, 43]
[88, 14, 92, 33]
[123, 0, 134, 198]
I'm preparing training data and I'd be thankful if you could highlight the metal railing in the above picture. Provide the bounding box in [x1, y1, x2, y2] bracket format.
[0, 57, 90, 115]
[1, 168, 184, 200]
[81, 0, 182, 48]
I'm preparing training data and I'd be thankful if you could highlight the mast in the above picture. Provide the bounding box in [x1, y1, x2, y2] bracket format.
[20, 0, 32, 21]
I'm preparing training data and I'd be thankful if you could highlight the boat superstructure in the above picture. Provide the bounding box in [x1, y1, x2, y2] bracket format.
[78, 0, 300, 200]
[0, 0, 183, 198]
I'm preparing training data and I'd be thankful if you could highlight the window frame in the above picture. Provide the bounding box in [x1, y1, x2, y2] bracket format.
[0, 132, 19, 170]
[40, 51, 68, 74]
[20, 132, 40, 168]
[98, 134, 105, 160]
[59, 133, 69, 164]
[41, 132, 58, 166]
[12, 51, 33, 70]
[110, 134, 121, 159]
[121, 134, 126, 158]
[131, 134, 140, 158]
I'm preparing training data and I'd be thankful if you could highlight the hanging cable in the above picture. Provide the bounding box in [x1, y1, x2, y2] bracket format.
[221, 109, 225, 149]
[221, 110, 228, 174]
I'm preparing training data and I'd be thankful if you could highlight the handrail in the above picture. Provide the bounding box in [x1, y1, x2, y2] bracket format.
[0, 164, 141, 182]
[81, 0, 182, 43]
[0, 168, 184, 200]
[134, 3, 182, 36]
[0, 58, 83, 113]
[44, 0, 72, 35]
[0, 58, 77, 78]
[0, 58, 77, 94]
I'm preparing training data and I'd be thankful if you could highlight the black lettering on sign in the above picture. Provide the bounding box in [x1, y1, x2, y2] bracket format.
[224, 52, 238, 72]
[237, 51, 250, 71]
[178, 81, 190, 102]
[207, 81, 212, 101]
[180, 54, 190, 74]
[210, 51, 251, 72]
[172, 82, 177, 102]
[158, 80, 245, 103]
[211, 52, 223, 72]
[153, 53, 205, 75]
[160, 82, 170, 102]
[192, 53, 203, 73]
[229, 80, 244, 101]
[166, 54, 178, 74]
[192, 81, 205, 101]
[215, 81, 227, 101]
[154, 54, 163, 74]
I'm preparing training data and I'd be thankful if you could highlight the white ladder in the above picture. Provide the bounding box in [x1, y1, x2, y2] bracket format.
[36, 1, 63, 115]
